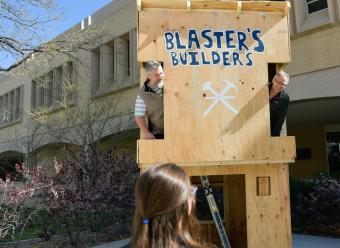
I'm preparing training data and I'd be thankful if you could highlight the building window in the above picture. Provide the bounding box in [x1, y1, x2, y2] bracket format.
[100, 40, 114, 90]
[91, 31, 133, 95]
[33, 74, 49, 108]
[91, 47, 101, 93]
[32, 76, 51, 109]
[54, 66, 63, 104]
[46, 71, 53, 107]
[3, 94, 8, 122]
[0, 86, 23, 126]
[306, 0, 328, 14]
[9, 90, 14, 121]
[31, 79, 37, 109]
[15, 87, 21, 120]
[62, 62, 74, 103]
[115, 32, 130, 86]
[31, 61, 74, 110]
[37, 76, 47, 107]
[0, 96, 3, 121]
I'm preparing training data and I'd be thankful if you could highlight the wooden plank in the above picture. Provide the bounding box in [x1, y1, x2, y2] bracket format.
[137, 3, 293, 247]
[237, 1, 242, 14]
[191, 164, 292, 247]
[244, 164, 292, 247]
[139, 0, 290, 15]
[225, 175, 247, 248]
[138, 10, 290, 61]
[200, 222, 223, 247]
[223, 175, 231, 238]
[137, 136, 295, 167]
[270, 136, 296, 160]
[138, 10, 290, 165]
[192, 175, 224, 184]
[139, 159, 295, 173]
[284, 1, 291, 16]
[189, 164, 292, 248]
[260, 14, 290, 63]
[137, 0, 142, 11]
[187, 0, 191, 10]
[137, 140, 166, 163]
[191, 165, 291, 248]
[141, 0, 187, 10]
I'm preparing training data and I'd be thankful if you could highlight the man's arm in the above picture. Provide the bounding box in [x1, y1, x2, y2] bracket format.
[135, 94, 155, 139]
[135, 117, 155, 139]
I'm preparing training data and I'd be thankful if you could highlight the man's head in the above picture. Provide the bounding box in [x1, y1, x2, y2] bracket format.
[272, 70, 289, 93]
[144, 61, 164, 87]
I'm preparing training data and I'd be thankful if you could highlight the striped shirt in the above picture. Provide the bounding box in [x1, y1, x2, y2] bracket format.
[134, 86, 163, 117]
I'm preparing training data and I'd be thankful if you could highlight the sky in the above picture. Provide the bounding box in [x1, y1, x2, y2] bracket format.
[1, 0, 112, 69]
[51, 0, 113, 38]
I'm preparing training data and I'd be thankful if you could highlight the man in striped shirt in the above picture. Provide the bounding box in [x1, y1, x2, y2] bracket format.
[135, 61, 164, 139]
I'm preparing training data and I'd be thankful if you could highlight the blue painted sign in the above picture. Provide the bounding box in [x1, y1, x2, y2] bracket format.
[164, 28, 265, 67]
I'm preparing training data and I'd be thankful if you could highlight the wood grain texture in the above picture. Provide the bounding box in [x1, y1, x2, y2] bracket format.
[138, 0, 290, 15]
[137, 2, 293, 247]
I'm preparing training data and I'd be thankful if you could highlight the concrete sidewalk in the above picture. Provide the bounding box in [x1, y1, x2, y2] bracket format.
[93, 238, 130, 248]
[292, 234, 340, 248]
[93, 235, 340, 248]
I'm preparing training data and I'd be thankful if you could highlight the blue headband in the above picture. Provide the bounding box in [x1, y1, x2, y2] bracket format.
[142, 218, 149, 224]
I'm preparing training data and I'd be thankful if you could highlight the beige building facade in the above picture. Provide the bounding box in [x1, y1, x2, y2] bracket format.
[287, 0, 340, 178]
[0, 0, 339, 179]
[0, 0, 139, 175]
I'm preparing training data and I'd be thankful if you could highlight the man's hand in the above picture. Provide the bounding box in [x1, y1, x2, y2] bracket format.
[142, 131, 155, 139]
[135, 116, 155, 139]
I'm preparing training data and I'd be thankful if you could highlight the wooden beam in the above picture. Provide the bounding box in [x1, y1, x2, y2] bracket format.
[137, 0, 142, 11]
[284, 1, 291, 16]
[139, 0, 290, 14]
[139, 159, 295, 171]
[236, 1, 242, 14]
[137, 136, 296, 165]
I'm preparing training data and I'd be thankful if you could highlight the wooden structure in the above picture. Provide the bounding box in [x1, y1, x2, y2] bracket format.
[136, 1, 295, 247]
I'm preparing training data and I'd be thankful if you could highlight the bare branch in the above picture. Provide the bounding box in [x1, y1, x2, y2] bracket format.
[1, 27, 108, 72]
[0, 0, 63, 70]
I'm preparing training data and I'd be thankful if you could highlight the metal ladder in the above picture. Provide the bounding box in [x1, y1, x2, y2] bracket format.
[200, 176, 231, 248]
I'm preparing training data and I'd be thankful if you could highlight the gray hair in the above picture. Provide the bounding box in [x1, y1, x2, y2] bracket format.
[144, 61, 162, 74]
[275, 70, 289, 82]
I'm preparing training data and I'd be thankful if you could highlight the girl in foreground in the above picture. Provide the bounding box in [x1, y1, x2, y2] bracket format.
[129, 163, 214, 248]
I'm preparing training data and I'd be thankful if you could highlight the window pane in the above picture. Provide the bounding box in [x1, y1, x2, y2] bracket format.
[54, 66, 62, 103]
[115, 33, 130, 86]
[31, 80, 37, 108]
[307, 0, 328, 14]
[91, 47, 100, 92]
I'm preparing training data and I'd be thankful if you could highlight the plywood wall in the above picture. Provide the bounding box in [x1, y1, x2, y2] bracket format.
[137, 4, 292, 166]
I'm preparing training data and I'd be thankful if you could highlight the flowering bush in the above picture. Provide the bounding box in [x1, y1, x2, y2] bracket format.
[46, 150, 139, 245]
[0, 149, 139, 246]
[291, 176, 340, 237]
[0, 164, 46, 241]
